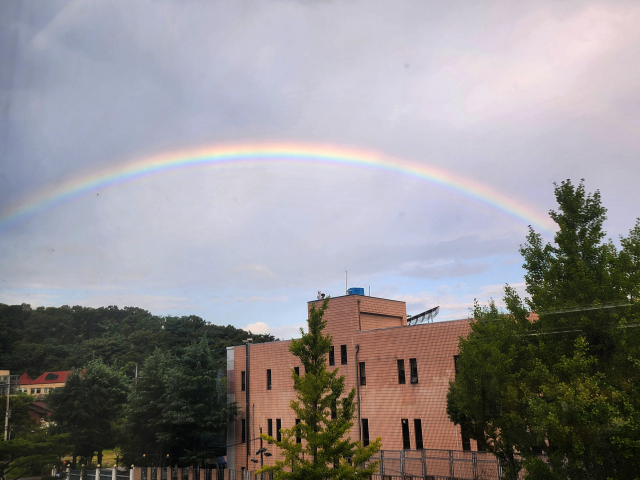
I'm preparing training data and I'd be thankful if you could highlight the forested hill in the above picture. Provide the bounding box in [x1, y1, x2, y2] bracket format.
[0, 303, 275, 378]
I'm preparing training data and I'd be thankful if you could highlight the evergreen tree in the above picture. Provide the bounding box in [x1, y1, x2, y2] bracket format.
[48, 358, 129, 467]
[257, 298, 381, 480]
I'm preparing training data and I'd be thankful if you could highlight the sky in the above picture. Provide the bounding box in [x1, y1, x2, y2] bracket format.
[1, 0, 639, 339]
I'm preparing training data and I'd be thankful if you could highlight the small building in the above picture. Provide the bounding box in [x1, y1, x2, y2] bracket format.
[19, 371, 71, 398]
[29, 401, 54, 426]
[226, 292, 480, 471]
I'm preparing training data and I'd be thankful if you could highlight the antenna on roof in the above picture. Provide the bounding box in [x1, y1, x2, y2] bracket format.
[345, 269, 347, 295]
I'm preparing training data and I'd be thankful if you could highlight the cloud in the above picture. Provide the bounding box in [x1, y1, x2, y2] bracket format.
[399, 260, 491, 279]
[244, 321, 305, 340]
[232, 264, 276, 279]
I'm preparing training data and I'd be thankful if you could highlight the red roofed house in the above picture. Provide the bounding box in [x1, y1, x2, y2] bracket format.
[29, 401, 54, 425]
[19, 371, 71, 399]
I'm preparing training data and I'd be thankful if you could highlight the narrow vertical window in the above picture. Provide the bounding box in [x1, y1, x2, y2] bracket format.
[414, 419, 423, 450]
[329, 346, 335, 366]
[241, 371, 246, 391]
[401, 419, 411, 450]
[268, 418, 273, 437]
[276, 419, 282, 442]
[461, 434, 471, 451]
[359, 362, 366, 386]
[409, 358, 418, 384]
[295, 419, 301, 443]
[294, 366, 300, 377]
[341, 345, 348, 364]
[331, 398, 337, 419]
[362, 419, 370, 447]
[454, 355, 460, 375]
[267, 369, 272, 390]
[241, 419, 246, 443]
[397, 359, 405, 384]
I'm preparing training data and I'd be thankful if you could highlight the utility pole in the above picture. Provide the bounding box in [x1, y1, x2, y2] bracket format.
[3, 371, 10, 442]
[242, 338, 253, 471]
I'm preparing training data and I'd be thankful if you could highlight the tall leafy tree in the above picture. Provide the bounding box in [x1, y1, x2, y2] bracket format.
[161, 336, 233, 465]
[258, 298, 381, 480]
[448, 180, 640, 480]
[48, 358, 129, 466]
[120, 349, 172, 466]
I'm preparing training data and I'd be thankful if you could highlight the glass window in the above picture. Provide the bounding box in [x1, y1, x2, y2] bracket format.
[36, 388, 41, 394]
[409, 358, 418, 384]
[401, 419, 410, 450]
[276, 419, 282, 442]
[295, 419, 301, 443]
[241, 419, 246, 443]
[329, 346, 335, 366]
[362, 418, 370, 447]
[241, 371, 246, 391]
[294, 366, 300, 377]
[414, 419, 423, 450]
[359, 362, 366, 386]
[268, 418, 273, 437]
[397, 359, 405, 384]
[267, 369, 271, 390]
[341, 345, 347, 364]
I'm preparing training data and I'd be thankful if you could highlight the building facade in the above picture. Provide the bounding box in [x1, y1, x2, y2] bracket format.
[19, 371, 71, 398]
[226, 293, 480, 471]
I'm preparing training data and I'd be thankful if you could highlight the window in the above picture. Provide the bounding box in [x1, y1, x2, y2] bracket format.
[341, 345, 347, 364]
[461, 434, 471, 451]
[414, 419, 423, 450]
[36, 388, 41, 394]
[331, 398, 337, 419]
[45, 373, 59, 381]
[401, 419, 411, 450]
[241, 371, 246, 391]
[267, 369, 272, 390]
[409, 358, 418, 384]
[329, 346, 335, 366]
[362, 419, 370, 447]
[397, 359, 405, 384]
[295, 419, 301, 443]
[454, 355, 460, 375]
[241, 419, 246, 443]
[276, 419, 282, 442]
[294, 366, 300, 377]
[30, 388, 35, 394]
[268, 419, 273, 437]
[359, 362, 366, 386]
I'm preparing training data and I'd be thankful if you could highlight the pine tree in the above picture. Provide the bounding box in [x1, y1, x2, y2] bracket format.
[257, 298, 381, 480]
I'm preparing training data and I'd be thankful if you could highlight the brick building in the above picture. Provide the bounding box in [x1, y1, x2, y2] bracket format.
[226, 293, 480, 471]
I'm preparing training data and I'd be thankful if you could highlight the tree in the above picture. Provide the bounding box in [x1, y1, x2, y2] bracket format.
[119, 349, 172, 467]
[48, 358, 129, 467]
[160, 336, 233, 465]
[257, 298, 381, 480]
[447, 180, 640, 479]
[0, 430, 72, 479]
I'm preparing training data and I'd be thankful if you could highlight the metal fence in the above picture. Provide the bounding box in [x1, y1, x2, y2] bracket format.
[366, 449, 525, 480]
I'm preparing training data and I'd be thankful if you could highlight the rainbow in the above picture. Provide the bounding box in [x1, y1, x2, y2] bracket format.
[0, 142, 556, 232]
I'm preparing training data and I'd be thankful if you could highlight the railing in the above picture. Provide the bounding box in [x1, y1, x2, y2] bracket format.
[99, 471, 113, 480]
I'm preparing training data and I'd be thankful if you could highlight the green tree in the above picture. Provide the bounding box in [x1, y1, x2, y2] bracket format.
[448, 180, 640, 480]
[48, 358, 129, 467]
[0, 430, 72, 479]
[119, 349, 172, 466]
[257, 298, 381, 480]
[160, 336, 233, 465]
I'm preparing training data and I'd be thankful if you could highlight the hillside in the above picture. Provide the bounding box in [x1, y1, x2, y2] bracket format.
[0, 303, 275, 377]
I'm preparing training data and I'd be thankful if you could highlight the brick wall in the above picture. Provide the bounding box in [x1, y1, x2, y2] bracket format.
[227, 294, 475, 471]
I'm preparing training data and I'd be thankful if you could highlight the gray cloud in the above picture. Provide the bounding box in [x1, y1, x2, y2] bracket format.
[1, 0, 639, 329]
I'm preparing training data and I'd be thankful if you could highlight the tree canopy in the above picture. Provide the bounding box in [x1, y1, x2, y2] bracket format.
[447, 180, 640, 480]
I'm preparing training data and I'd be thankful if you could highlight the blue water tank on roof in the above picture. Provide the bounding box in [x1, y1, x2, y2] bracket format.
[347, 287, 365, 296]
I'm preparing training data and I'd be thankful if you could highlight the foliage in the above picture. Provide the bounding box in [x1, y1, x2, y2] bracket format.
[0, 304, 274, 379]
[447, 180, 640, 480]
[257, 298, 381, 480]
[0, 430, 72, 480]
[48, 358, 129, 467]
